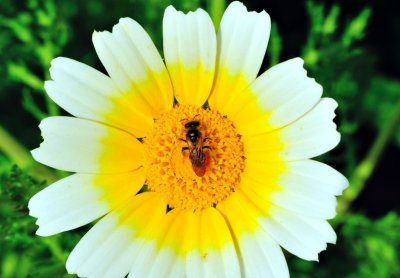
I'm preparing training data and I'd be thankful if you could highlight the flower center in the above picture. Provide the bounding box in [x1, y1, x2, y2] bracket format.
[143, 104, 245, 211]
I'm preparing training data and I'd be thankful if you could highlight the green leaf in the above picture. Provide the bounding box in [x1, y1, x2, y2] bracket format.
[0, 13, 33, 43]
[7, 62, 44, 92]
[268, 22, 282, 67]
[342, 8, 371, 47]
[362, 76, 400, 146]
[322, 5, 340, 35]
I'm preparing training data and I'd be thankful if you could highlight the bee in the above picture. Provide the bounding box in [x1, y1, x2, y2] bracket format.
[181, 120, 211, 177]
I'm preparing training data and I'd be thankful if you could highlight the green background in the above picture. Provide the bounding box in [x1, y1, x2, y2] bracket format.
[1, 0, 399, 277]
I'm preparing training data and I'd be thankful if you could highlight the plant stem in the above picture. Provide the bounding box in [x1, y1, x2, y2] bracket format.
[0, 125, 58, 183]
[207, 0, 225, 29]
[42, 237, 68, 263]
[338, 100, 400, 213]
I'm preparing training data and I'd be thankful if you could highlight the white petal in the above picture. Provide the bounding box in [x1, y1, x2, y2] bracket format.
[93, 18, 173, 117]
[68, 193, 165, 278]
[217, 1, 270, 78]
[169, 258, 186, 278]
[46, 57, 153, 137]
[279, 98, 340, 159]
[239, 231, 289, 278]
[47, 57, 114, 112]
[240, 159, 342, 219]
[29, 169, 145, 236]
[31, 117, 144, 173]
[235, 183, 334, 259]
[69, 195, 160, 277]
[198, 209, 241, 278]
[243, 98, 340, 161]
[128, 211, 176, 277]
[147, 247, 181, 278]
[66, 212, 120, 275]
[29, 174, 106, 236]
[187, 246, 240, 278]
[186, 251, 204, 278]
[270, 191, 337, 219]
[231, 58, 323, 135]
[268, 161, 344, 220]
[218, 192, 288, 278]
[163, 6, 216, 106]
[101, 244, 143, 278]
[126, 194, 170, 278]
[280, 160, 349, 196]
[258, 206, 336, 261]
[76, 225, 135, 278]
[127, 241, 158, 277]
[205, 248, 235, 278]
[145, 208, 240, 278]
[138, 216, 187, 278]
[301, 217, 337, 244]
[208, 1, 271, 116]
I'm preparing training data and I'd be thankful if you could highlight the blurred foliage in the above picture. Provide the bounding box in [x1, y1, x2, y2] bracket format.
[300, 1, 375, 174]
[0, 0, 399, 277]
[363, 77, 400, 144]
[0, 166, 81, 278]
[0, 0, 71, 119]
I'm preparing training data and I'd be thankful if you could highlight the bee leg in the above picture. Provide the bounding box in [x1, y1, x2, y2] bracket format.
[180, 117, 189, 124]
[181, 147, 191, 162]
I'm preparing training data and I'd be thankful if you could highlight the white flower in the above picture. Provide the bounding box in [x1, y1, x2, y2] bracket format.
[29, 2, 348, 277]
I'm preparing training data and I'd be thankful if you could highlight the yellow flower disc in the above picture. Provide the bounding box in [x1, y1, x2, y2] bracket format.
[143, 105, 245, 211]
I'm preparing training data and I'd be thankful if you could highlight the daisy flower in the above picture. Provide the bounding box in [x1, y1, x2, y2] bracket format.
[29, 1, 348, 277]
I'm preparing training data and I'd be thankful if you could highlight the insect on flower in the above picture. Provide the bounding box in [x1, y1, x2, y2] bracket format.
[181, 119, 212, 177]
